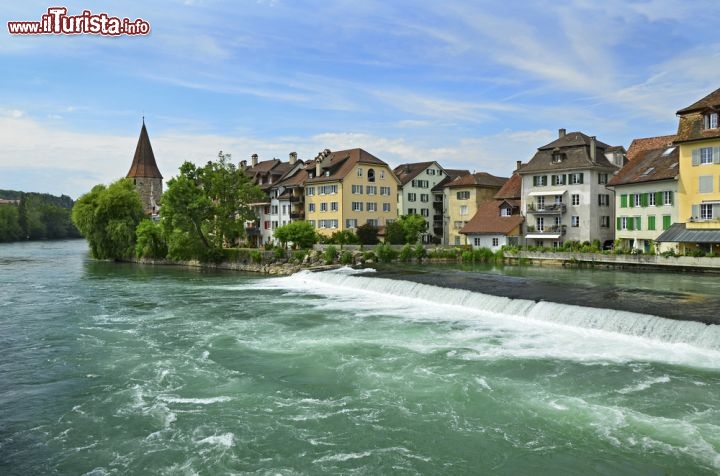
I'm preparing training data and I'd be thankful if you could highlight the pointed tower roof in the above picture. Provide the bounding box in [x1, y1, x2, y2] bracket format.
[126, 120, 163, 179]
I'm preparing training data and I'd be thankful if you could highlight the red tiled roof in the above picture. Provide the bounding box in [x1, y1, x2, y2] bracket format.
[126, 122, 163, 179]
[676, 87, 720, 114]
[459, 200, 524, 235]
[393, 161, 436, 185]
[446, 172, 507, 188]
[607, 145, 679, 186]
[305, 148, 396, 184]
[494, 172, 521, 200]
[626, 135, 676, 162]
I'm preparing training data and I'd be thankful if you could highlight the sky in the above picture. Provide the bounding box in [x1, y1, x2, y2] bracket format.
[2, 0, 720, 199]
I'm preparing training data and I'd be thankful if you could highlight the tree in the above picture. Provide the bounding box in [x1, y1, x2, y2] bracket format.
[72, 179, 145, 260]
[384, 220, 405, 245]
[161, 152, 265, 261]
[0, 205, 22, 242]
[356, 223, 379, 245]
[326, 229, 359, 247]
[135, 219, 168, 259]
[397, 214, 428, 244]
[273, 221, 318, 249]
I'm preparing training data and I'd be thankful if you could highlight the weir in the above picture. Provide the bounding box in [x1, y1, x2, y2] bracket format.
[290, 268, 720, 351]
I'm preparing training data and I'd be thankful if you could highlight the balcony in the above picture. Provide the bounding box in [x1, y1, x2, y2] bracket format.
[527, 203, 566, 215]
[433, 201, 444, 212]
[525, 225, 567, 239]
[289, 196, 301, 203]
[290, 212, 305, 220]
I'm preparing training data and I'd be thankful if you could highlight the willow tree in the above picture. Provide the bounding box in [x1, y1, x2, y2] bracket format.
[161, 152, 265, 261]
[71, 178, 145, 260]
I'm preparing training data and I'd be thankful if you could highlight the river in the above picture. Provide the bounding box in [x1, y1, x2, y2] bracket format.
[1, 240, 719, 474]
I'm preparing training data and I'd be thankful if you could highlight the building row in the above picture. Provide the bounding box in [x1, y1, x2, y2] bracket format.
[126, 88, 720, 255]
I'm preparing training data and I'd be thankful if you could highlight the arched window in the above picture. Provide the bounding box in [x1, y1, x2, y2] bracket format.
[367, 168, 375, 182]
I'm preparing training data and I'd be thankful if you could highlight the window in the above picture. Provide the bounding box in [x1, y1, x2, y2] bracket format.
[380, 186, 391, 196]
[551, 174, 566, 185]
[699, 175, 714, 193]
[662, 215, 672, 230]
[500, 207, 511, 217]
[598, 194, 610, 207]
[421, 208, 429, 217]
[367, 202, 377, 212]
[569, 173, 584, 184]
[420, 194, 429, 202]
[320, 202, 327, 212]
[571, 216, 580, 227]
[352, 184, 363, 194]
[366, 185, 377, 195]
[705, 112, 718, 129]
[383, 202, 391, 212]
[453, 221, 464, 230]
[460, 205, 468, 216]
[346, 219, 358, 228]
[663, 191, 673, 206]
[264, 206, 270, 214]
[366, 219, 378, 226]
[572, 194, 580, 206]
[272, 221, 278, 229]
[632, 194, 641, 207]
[533, 175, 548, 187]
[380, 170, 385, 179]
[264, 221, 270, 230]
[357, 167, 363, 177]
[492, 238, 499, 247]
[427, 169, 436, 175]
[693, 147, 715, 165]
[648, 215, 656, 231]
[619, 217, 628, 230]
[367, 169, 375, 182]
[408, 193, 417, 202]
[701, 204, 714, 220]
[648, 193, 656, 206]
[331, 202, 338, 212]
[457, 191, 470, 199]
[306, 186, 315, 196]
[411, 179, 429, 188]
[474, 237, 482, 246]
[308, 203, 315, 212]
[271, 205, 278, 214]
[600, 216, 610, 228]
[408, 208, 417, 215]
[598, 173, 609, 184]
[536, 217, 545, 231]
[352, 202, 363, 211]
[535, 196, 545, 209]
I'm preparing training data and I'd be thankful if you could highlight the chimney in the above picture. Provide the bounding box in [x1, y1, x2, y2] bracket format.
[516, 160, 522, 171]
[289, 152, 297, 165]
[315, 153, 323, 177]
[251, 153, 259, 167]
[559, 128, 566, 138]
[239, 160, 247, 170]
[590, 136, 596, 163]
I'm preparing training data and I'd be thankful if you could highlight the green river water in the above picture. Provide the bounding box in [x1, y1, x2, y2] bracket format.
[1, 240, 719, 475]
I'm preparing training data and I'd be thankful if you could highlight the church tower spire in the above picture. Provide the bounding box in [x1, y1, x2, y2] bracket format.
[126, 120, 163, 215]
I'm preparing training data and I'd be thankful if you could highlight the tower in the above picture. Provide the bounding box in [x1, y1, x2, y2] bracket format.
[126, 119, 163, 215]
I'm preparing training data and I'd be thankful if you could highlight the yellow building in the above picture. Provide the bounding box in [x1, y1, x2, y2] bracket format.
[304, 148, 399, 237]
[444, 172, 508, 245]
[659, 88, 720, 254]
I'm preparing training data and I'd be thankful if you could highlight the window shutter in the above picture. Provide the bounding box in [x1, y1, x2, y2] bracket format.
[692, 149, 700, 166]
[714, 147, 720, 164]
[648, 215, 655, 231]
[641, 193, 648, 207]
[620, 194, 627, 208]
[616, 217, 621, 230]
[629, 194, 635, 208]
[669, 191, 673, 205]
[655, 192, 662, 206]
[627, 218, 634, 231]
[663, 215, 671, 230]
[692, 204, 700, 219]
[635, 217, 641, 231]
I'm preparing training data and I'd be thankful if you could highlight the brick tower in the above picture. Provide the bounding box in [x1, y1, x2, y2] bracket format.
[126, 119, 163, 216]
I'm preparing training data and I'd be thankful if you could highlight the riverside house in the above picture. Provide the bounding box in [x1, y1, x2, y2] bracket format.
[519, 129, 624, 248]
[393, 161, 449, 243]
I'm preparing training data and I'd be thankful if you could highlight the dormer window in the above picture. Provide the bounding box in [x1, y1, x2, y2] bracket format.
[367, 168, 375, 182]
[551, 148, 564, 164]
[704, 112, 718, 129]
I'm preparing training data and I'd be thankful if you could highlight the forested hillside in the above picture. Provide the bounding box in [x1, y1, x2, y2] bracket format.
[0, 190, 81, 242]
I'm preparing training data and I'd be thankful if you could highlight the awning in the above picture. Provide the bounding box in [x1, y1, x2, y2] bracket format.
[526, 234, 561, 239]
[528, 190, 566, 196]
[656, 223, 720, 243]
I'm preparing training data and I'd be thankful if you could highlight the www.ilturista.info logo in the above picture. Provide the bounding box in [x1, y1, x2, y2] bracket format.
[7, 7, 150, 36]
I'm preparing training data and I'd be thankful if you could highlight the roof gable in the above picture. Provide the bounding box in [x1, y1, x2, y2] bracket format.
[676, 87, 720, 115]
[626, 135, 676, 162]
[126, 122, 163, 179]
[393, 161, 437, 185]
[607, 146, 679, 186]
[459, 200, 524, 235]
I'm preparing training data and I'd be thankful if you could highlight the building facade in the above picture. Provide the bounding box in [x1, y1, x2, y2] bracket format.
[444, 172, 508, 245]
[393, 161, 448, 243]
[519, 129, 623, 248]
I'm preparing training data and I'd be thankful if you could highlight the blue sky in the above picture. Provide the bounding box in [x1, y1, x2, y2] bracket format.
[2, 0, 720, 199]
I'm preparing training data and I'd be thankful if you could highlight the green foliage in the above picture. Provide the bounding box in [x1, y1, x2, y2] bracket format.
[273, 246, 287, 260]
[250, 250, 263, 264]
[427, 248, 460, 260]
[274, 221, 318, 249]
[0, 205, 22, 242]
[223, 248, 251, 263]
[375, 243, 398, 263]
[399, 244, 413, 262]
[384, 221, 405, 245]
[135, 220, 168, 259]
[356, 223, 379, 245]
[385, 214, 428, 244]
[339, 250, 354, 265]
[461, 247, 500, 263]
[660, 248, 676, 258]
[363, 251, 376, 261]
[72, 179, 145, 260]
[413, 243, 427, 261]
[323, 245, 338, 264]
[326, 229, 360, 246]
[292, 250, 307, 262]
[161, 152, 265, 261]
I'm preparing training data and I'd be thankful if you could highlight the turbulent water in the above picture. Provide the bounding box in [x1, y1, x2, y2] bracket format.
[2, 240, 720, 475]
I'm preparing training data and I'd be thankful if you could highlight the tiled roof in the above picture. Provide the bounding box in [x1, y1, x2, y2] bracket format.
[626, 135, 676, 162]
[459, 200, 524, 235]
[305, 148, 395, 184]
[494, 172, 521, 200]
[607, 146, 679, 187]
[431, 169, 470, 192]
[393, 161, 436, 185]
[126, 122, 163, 179]
[519, 131, 619, 174]
[676, 87, 720, 114]
[446, 172, 507, 189]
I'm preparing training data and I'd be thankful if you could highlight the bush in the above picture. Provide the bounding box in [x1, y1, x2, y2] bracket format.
[413, 243, 427, 261]
[363, 251, 376, 262]
[375, 243, 398, 263]
[339, 250, 354, 265]
[273, 247, 287, 261]
[427, 248, 460, 260]
[399, 244, 413, 262]
[292, 250, 307, 262]
[324, 245, 338, 264]
[250, 250, 263, 264]
[223, 248, 251, 263]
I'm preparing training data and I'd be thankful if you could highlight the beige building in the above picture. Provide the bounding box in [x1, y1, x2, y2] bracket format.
[445, 172, 508, 245]
[304, 148, 399, 237]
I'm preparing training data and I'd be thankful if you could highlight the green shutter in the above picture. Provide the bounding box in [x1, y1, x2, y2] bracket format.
[648, 215, 656, 231]
[663, 215, 671, 230]
[629, 194, 635, 208]
[616, 217, 621, 230]
[655, 192, 662, 206]
[635, 217, 641, 230]
[641, 193, 648, 207]
[627, 217, 634, 230]
[620, 194, 627, 208]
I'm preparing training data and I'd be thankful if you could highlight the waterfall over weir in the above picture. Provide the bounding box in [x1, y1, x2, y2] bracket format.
[286, 268, 720, 352]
